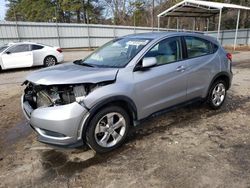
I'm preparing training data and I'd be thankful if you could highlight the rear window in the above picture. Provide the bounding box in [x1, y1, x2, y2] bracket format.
[211, 43, 219, 53]
[184, 36, 213, 58]
[32, 45, 44, 50]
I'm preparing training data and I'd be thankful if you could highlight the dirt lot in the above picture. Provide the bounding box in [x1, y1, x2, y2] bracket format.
[0, 51, 250, 188]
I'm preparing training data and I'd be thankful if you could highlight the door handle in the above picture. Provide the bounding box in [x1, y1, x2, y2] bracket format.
[176, 65, 185, 72]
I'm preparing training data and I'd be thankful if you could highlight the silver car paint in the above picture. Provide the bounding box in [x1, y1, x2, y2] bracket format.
[21, 32, 232, 147]
[26, 62, 119, 85]
[24, 100, 89, 145]
[185, 53, 221, 100]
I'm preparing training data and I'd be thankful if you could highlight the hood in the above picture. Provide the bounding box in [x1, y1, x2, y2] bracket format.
[26, 62, 119, 85]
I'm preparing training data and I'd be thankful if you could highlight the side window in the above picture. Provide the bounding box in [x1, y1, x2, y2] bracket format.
[7, 44, 30, 53]
[184, 36, 212, 58]
[32, 45, 44, 51]
[144, 37, 182, 65]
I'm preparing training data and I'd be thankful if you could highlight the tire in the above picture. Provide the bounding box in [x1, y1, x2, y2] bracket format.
[44, 56, 57, 67]
[207, 80, 227, 110]
[86, 106, 130, 153]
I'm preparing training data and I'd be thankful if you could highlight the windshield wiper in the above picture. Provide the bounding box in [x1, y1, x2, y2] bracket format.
[73, 59, 94, 67]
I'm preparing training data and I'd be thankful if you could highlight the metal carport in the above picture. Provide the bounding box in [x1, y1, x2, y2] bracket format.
[157, 0, 250, 50]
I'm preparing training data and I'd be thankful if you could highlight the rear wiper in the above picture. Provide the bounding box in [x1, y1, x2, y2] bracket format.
[73, 59, 94, 67]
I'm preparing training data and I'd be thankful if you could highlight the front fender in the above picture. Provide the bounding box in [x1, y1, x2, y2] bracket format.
[83, 82, 136, 113]
[81, 84, 138, 140]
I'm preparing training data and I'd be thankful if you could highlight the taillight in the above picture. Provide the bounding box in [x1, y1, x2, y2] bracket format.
[226, 53, 232, 62]
[57, 48, 62, 53]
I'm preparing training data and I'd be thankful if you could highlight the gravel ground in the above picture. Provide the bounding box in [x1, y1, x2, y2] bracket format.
[0, 50, 250, 188]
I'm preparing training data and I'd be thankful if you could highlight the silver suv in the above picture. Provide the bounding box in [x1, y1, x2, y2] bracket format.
[22, 32, 232, 153]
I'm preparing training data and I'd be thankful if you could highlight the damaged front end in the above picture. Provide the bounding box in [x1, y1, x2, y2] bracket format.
[23, 81, 112, 112]
[23, 83, 84, 110]
[21, 81, 112, 147]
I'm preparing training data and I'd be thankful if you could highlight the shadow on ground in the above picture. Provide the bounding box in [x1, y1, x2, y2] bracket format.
[38, 94, 250, 181]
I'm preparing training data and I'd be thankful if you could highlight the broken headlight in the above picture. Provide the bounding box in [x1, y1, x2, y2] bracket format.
[73, 85, 86, 103]
[24, 84, 77, 108]
[24, 81, 112, 109]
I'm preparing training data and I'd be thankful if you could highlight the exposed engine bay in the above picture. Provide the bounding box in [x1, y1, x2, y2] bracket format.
[23, 81, 111, 109]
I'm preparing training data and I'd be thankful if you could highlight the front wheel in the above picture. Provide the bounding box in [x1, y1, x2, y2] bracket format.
[86, 106, 130, 153]
[207, 80, 227, 110]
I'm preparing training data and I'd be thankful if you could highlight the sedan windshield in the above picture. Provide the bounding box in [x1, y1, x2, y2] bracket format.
[0, 45, 9, 53]
[80, 38, 151, 68]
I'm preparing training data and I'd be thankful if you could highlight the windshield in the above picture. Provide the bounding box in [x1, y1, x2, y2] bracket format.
[0, 45, 9, 53]
[80, 38, 151, 68]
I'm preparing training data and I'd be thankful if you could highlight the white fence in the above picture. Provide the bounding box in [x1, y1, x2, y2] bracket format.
[0, 21, 168, 48]
[207, 29, 250, 46]
[0, 21, 249, 48]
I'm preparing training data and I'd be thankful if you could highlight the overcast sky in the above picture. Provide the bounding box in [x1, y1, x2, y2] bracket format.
[0, 0, 7, 20]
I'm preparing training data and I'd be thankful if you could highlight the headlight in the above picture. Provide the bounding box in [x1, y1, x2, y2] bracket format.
[23, 82, 108, 109]
[36, 91, 54, 108]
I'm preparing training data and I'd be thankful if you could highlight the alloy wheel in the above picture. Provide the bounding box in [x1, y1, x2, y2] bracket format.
[94, 112, 126, 148]
[45, 57, 56, 66]
[212, 83, 226, 107]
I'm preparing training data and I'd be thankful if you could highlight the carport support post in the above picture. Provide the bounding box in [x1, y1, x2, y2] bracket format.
[217, 8, 222, 41]
[206, 18, 209, 32]
[193, 18, 196, 31]
[234, 10, 241, 51]
[167, 17, 170, 30]
[176, 18, 179, 31]
[157, 16, 160, 31]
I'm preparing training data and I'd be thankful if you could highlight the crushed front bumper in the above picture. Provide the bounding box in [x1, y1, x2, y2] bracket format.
[21, 95, 89, 146]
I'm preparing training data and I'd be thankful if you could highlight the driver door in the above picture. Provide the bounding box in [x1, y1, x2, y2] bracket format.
[1, 44, 33, 69]
[133, 37, 188, 119]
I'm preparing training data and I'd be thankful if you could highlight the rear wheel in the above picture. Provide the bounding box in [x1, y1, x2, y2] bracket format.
[44, 56, 56, 67]
[86, 106, 130, 153]
[207, 80, 227, 110]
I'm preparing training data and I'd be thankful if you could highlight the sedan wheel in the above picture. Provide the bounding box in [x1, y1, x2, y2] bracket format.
[86, 106, 130, 153]
[44, 56, 56, 67]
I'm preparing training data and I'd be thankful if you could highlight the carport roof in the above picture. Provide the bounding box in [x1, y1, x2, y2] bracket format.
[158, 0, 250, 18]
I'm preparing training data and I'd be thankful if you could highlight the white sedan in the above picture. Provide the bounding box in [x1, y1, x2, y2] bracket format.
[0, 42, 64, 70]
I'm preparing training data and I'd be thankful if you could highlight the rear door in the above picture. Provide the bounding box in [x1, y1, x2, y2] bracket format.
[133, 37, 188, 119]
[1, 44, 33, 69]
[31, 44, 45, 65]
[183, 36, 220, 100]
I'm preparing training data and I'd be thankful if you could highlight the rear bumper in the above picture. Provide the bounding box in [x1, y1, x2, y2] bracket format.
[229, 71, 233, 89]
[21, 95, 90, 146]
[57, 53, 64, 63]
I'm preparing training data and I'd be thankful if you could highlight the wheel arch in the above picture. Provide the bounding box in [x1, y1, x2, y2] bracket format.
[43, 55, 57, 65]
[205, 71, 231, 99]
[210, 72, 231, 90]
[82, 96, 137, 140]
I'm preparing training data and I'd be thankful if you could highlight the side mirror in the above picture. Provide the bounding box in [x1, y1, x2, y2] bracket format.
[142, 57, 157, 68]
[6, 51, 11, 55]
